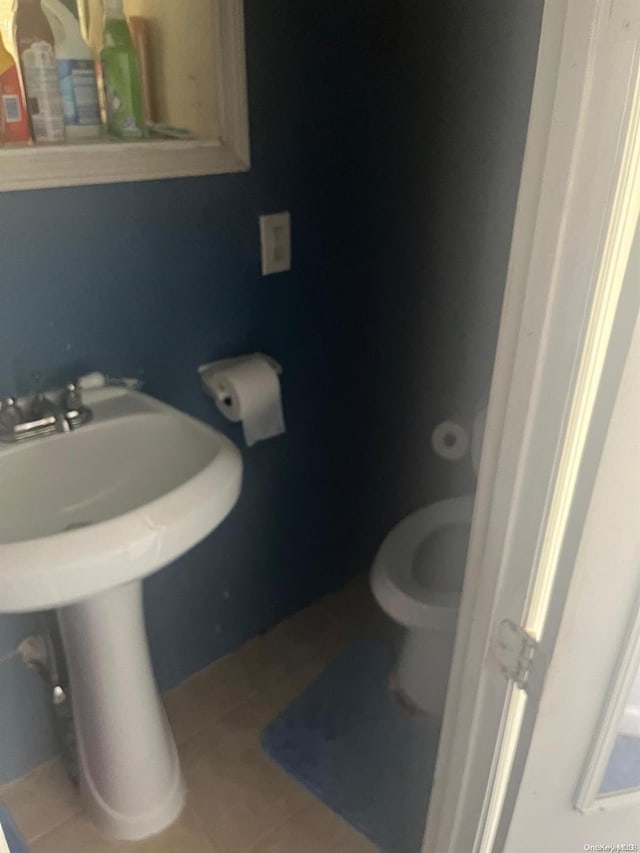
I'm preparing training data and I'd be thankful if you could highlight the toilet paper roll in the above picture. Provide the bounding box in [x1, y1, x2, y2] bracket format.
[431, 420, 469, 461]
[199, 354, 286, 447]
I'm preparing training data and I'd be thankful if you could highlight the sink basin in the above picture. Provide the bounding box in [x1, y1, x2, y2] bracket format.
[0, 386, 242, 612]
[0, 386, 242, 841]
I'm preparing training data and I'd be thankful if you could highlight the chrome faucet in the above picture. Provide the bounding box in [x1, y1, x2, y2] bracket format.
[0, 384, 92, 443]
[58, 384, 92, 431]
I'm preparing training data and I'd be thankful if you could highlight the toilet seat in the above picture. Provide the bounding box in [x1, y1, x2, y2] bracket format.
[371, 495, 474, 631]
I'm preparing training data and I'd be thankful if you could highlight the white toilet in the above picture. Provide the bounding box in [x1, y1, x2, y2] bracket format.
[371, 410, 485, 717]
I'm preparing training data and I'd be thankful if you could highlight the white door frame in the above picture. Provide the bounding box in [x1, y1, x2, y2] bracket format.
[423, 1, 640, 851]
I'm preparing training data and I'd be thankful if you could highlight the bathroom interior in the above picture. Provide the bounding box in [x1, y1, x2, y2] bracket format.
[0, 1, 544, 851]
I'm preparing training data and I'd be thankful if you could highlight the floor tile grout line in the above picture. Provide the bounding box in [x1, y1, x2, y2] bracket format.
[162, 590, 354, 703]
[0, 756, 70, 795]
[162, 593, 343, 699]
[173, 671, 285, 747]
[172, 639, 342, 750]
[180, 804, 226, 853]
[24, 788, 84, 842]
[177, 646, 340, 852]
[0, 755, 84, 798]
[186, 650, 360, 852]
[234, 795, 314, 853]
[175, 684, 286, 753]
[26, 808, 79, 847]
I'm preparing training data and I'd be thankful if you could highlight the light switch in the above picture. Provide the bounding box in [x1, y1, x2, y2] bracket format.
[259, 212, 291, 275]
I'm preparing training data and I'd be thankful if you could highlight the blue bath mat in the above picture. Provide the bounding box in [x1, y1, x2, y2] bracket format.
[261, 641, 441, 853]
[0, 805, 29, 852]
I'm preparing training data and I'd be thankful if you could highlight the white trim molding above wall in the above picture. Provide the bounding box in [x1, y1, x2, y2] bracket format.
[0, 0, 250, 192]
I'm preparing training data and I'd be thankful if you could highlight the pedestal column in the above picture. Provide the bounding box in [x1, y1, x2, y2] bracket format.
[58, 580, 185, 840]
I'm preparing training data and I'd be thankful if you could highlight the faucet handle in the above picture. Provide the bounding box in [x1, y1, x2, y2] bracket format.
[62, 383, 82, 413]
[61, 384, 92, 429]
[0, 397, 24, 430]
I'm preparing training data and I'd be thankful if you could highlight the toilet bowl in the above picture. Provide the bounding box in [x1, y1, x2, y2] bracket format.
[371, 411, 485, 716]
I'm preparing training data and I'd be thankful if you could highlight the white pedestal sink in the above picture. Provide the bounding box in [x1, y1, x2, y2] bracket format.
[0, 387, 242, 840]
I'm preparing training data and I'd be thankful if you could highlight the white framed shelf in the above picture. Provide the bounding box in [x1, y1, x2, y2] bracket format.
[0, 0, 250, 191]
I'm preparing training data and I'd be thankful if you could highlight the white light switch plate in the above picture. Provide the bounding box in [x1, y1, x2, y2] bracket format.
[259, 212, 291, 275]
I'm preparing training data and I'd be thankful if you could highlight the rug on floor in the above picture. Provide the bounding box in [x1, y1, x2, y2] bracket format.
[261, 640, 441, 853]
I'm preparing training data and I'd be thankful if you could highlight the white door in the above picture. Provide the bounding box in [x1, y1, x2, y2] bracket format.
[501, 302, 640, 850]
[423, 1, 640, 851]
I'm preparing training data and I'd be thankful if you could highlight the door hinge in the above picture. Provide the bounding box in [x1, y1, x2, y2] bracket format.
[494, 619, 545, 696]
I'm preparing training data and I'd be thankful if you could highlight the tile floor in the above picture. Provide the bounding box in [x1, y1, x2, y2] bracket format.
[0, 575, 395, 852]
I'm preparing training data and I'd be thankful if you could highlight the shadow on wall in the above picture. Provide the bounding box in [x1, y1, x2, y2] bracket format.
[349, 0, 544, 535]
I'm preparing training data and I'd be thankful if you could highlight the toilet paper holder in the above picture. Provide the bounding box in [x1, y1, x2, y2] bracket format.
[198, 354, 286, 447]
[198, 354, 283, 407]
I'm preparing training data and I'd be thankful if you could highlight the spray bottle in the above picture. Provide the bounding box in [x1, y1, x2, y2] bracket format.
[100, 0, 144, 139]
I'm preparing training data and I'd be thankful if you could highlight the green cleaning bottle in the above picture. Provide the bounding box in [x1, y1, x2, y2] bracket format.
[100, 0, 144, 139]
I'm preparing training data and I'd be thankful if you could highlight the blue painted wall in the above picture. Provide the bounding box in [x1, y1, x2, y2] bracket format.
[0, 0, 389, 783]
[351, 0, 543, 527]
[0, 0, 542, 783]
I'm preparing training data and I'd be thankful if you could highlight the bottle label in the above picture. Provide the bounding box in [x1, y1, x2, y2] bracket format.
[0, 63, 31, 143]
[21, 41, 65, 142]
[57, 59, 101, 127]
[102, 49, 145, 139]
